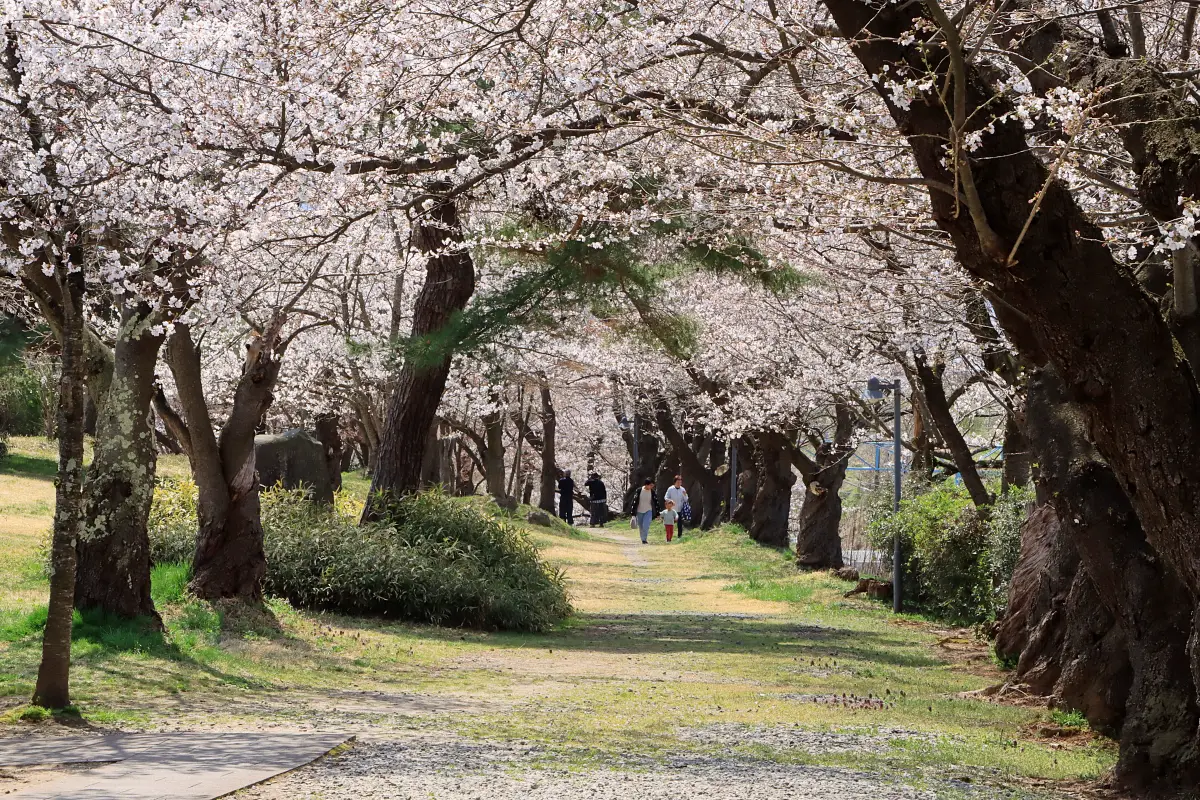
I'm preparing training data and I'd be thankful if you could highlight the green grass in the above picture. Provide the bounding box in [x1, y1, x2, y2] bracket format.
[0, 436, 1116, 795]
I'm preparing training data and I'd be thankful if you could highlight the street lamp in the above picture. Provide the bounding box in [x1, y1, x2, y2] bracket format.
[866, 377, 903, 613]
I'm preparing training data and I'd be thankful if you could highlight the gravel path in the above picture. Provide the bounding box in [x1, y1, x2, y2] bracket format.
[237, 734, 1003, 800]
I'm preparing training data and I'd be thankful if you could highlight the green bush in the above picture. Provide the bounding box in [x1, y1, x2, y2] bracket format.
[147, 481, 572, 632]
[147, 476, 200, 564]
[866, 481, 1032, 624]
[0, 360, 44, 436]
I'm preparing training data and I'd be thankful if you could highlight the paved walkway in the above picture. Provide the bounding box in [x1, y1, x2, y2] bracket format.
[0, 732, 351, 799]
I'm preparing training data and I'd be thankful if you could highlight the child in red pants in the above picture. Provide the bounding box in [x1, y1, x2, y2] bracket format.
[662, 500, 678, 542]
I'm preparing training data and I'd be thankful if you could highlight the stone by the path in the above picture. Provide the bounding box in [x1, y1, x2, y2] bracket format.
[0, 732, 350, 800]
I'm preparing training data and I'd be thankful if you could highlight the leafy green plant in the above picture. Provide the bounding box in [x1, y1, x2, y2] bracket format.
[1051, 709, 1088, 729]
[866, 482, 1032, 624]
[147, 484, 572, 632]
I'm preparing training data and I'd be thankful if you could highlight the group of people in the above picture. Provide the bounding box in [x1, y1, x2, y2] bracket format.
[628, 475, 691, 544]
[555, 469, 610, 527]
[555, 470, 691, 543]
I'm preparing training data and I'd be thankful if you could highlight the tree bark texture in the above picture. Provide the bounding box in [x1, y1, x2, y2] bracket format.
[731, 437, 757, 528]
[363, 194, 476, 521]
[653, 397, 722, 529]
[538, 383, 557, 513]
[747, 431, 795, 547]
[75, 305, 163, 622]
[482, 391, 507, 500]
[165, 321, 284, 602]
[1024, 369, 1200, 788]
[33, 262, 86, 711]
[794, 404, 855, 570]
[912, 349, 991, 506]
[314, 413, 343, 493]
[822, 3, 1200, 784]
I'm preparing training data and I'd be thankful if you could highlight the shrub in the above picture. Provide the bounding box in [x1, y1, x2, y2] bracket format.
[866, 481, 1032, 624]
[147, 476, 199, 564]
[148, 483, 571, 632]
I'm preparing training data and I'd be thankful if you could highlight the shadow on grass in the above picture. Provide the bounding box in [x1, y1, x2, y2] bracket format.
[0, 452, 57, 480]
[0, 606, 273, 692]
[324, 611, 942, 668]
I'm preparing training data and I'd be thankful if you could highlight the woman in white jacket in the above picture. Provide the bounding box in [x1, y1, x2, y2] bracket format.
[663, 475, 689, 538]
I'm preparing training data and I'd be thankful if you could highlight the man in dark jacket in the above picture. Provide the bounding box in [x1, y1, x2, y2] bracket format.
[584, 473, 608, 526]
[557, 470, 576, 525]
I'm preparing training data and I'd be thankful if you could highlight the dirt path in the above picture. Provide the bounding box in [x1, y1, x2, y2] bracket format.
[2, 514, 1098, 798]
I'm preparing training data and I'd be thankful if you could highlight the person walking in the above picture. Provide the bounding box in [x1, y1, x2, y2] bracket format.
[627, 477, 659, 544]
[557, 469, 576, 525]
[662, 500, 678, 542]
[584, 473, 608, 527]
[664, 475, 690, 538]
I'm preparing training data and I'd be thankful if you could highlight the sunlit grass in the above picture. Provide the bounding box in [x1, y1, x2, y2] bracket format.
[0, 436, 1114, 793]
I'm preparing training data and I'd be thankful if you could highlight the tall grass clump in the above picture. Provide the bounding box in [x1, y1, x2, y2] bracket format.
[147, 480, 571, 632]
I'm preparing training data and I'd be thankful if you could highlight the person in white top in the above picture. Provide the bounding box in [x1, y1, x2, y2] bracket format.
[663, 475, 689, 538]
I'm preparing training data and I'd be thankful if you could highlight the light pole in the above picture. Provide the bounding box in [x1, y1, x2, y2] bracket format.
[867, 377, 903, 613]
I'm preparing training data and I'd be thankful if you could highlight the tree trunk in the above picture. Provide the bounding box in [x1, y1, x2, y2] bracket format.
[33, 261, 86, 711]
[823, 4, 1200, 782]
[1024, 369, 1200, 788]
[730, 437, 757, 527]
[482, 391, 507, 500]
[912, 349, 991, 506]
[653, 396, 722, 526]
[795, 404, 855, 569]
[164, 322, 281, 603]
[910, 398, 934, 481]
[314, 412, 342, 493]
[538, 383, 557, 513]
[1000, 407, 1031, 491]
[363, 193, 476, 521]
[748, 431, 795, 547]
[76, 305, 163, 622]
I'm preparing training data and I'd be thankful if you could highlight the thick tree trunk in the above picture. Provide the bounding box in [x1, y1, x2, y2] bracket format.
[1025, 369, 1200, 788]
[1000, 408, 1031, 491]
[1053, 569, 1132, 738]
[653, 396, 722, 526]
[912, 349, 991, 506]
[538, 383, 557, 513]
[822, 4, 1200, 784]
[33, 262, 86, 711]
[482, 393, 507, 500]
[748, 431, 795, 547]
[363, 194, 475, 521]
[165, 322, 281, 603]
[795, 404, 855, 570]
[730, 437, 757, 528]
[314, 412, 342, 493]
[76, 306, 163, 622]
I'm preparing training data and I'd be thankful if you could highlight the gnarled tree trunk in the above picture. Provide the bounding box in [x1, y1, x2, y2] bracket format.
[748, 431, 795, 547]
[1024, 369, 1199, 787]
[76, 304, 163, 622]
[821, 0, 1200, 784]
[163, 320, 284, 603]
[363, 193, 476, 521]
[795, 404, 855, 570]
